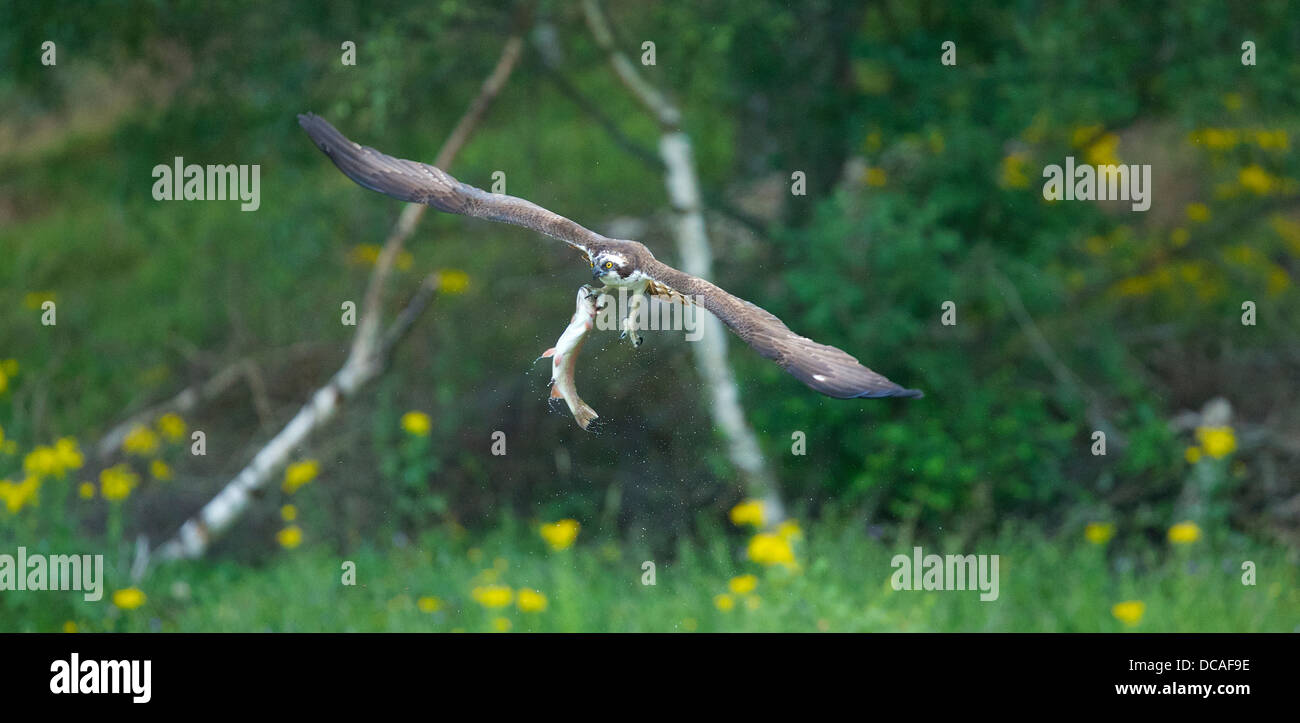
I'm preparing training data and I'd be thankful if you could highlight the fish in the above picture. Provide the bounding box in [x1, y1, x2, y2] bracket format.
[541, 286, 606, 430]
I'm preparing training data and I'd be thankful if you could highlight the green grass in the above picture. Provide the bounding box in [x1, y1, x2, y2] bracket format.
[8, 516, 1295, 633]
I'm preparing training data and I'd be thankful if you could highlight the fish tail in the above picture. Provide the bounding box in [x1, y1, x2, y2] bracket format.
[573, 401, 599, 430]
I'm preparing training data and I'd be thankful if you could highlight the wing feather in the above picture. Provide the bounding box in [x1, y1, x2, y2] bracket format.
[643, 258, 923, 399]
[298, 113, 607, 254]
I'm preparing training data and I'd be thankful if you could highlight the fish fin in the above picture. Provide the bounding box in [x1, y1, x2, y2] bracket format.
[541, 347, 556, 358]
[574, 402, 599, 430]
[549, 385, 564, 399]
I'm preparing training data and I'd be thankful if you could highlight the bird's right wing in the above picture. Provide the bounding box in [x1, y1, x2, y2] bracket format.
[299, 113, 607, 256]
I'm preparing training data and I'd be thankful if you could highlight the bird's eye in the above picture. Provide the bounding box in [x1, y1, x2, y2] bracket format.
[603, 261, 613, 270]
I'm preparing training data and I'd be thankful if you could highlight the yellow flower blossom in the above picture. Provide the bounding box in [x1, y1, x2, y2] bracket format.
[436, 269, 471, 295]
[1071, 124, 1103, 148]
[747, 532, 796, 568]
[99, 464, 139, 502]
[0, 477, 41, 513]
[112, 588, 147, 610]
[492, 616, 512, 632]
[62, 621, 78, 633]
[540, 519, 580, 550]
[0, 359, 16, 377]
[23, 291, 55, 310]
[1084, 522, 1115, 545]
[276, 525, 303, 549]
[517, 588, 548, 613]
[23, 446, 61, 479]
[1185, 446, 1202, 464]
[777, 519, 803, 541]
[863, 167, 887, 187]
[122, 425, 160, 456]
[1185, 203, 1210, 223]
[728, 499, 765, 528]
[471, 584, 514, 608]
[78, 482, 96, 499]
[1111, 600, 1145, 626]
[1195, 426, 1236, 459]
[999, 152, 1031, 189]
[400, 411, 432, 437]
[417, 596, 443, 613]
[728, 574, 758, 595]
[1084, 133, 1121, 166]
[54, 438, 83, 472]
[282, 459, 319, 494]
[1239, 164, 1277, 195]
[156, 413, 187, 443]
[1168, 521, 1202, 545]
[280, 504, 297, 521]
[713, 593, 735, 612]
[150, 459, 173, 481]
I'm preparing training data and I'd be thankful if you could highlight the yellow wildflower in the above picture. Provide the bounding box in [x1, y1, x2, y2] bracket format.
[492, 617, 512, 632]
[747, 532, 796, 568]
[156, 413, 187, 443]
[471, 584, 514, 608]
[417, 596, 443, 613]
[728, 499, 765, 528]
[282, 459, 319, 494]
[1185, 446, 1202, 464]
[1084, 133, 1121, 166]
[23, 446, 61, 479]
[122, 425, 160, 456]
[1195, 426, 1236, 459]
[517, 588, 548, 613]
[436, 269, 471, 295]
[54, 438, 83, 472]
[0, 359, 16, 377]
[1111, 600, 1145, 626]
[1239, 164, 1276, 195]
[280, 504, 297, 521]
[539, 519, 580, 551]
[0, 477, 41, 513]
[276, 525, 303, 549]
[1084, 522, 1115, 545]
[728, 574, 758, 595]
[1071, 124, 1104, 148]
[1168, 521, 1202, 545]
[1185, 203, 1210, 223]
[78, 482, 95, 499]
[713, 593, 735, 612]
[777, 519, 803, 540]
[864, 167, 887, 187]
[112, 588, 147, 610]
[149, 459, 172, 481]
[999, 152, 1030, 189]
[62, 621, 78, 633]
[99, 464, 139, 502]
[23, 291, 55, 309]
[400, 411, 432, 437]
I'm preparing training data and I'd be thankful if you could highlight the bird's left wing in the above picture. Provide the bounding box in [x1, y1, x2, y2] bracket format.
[298, 113, 607, 255]
[641, 257, 923, 400]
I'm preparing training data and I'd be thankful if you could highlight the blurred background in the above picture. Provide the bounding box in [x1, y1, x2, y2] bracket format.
[1, 0, 1297, 632]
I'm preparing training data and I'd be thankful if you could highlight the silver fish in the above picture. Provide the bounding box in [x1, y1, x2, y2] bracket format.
[541, 286, 606, 430]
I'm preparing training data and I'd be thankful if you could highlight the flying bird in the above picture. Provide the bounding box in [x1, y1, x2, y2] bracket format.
[299, 113, 922, 400]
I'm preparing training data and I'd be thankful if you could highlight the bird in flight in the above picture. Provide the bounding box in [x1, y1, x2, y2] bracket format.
[299, 113, 922, 400]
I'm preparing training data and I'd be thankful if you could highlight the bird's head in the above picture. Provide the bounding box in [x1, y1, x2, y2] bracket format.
[590, 251, 632, 283]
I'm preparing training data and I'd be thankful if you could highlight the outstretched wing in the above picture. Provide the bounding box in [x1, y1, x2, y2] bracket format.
[298, 113, 608, 255]
[642, 258, 923, 399]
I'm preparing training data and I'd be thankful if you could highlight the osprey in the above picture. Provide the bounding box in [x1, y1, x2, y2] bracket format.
[299, 113, 922, 400]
